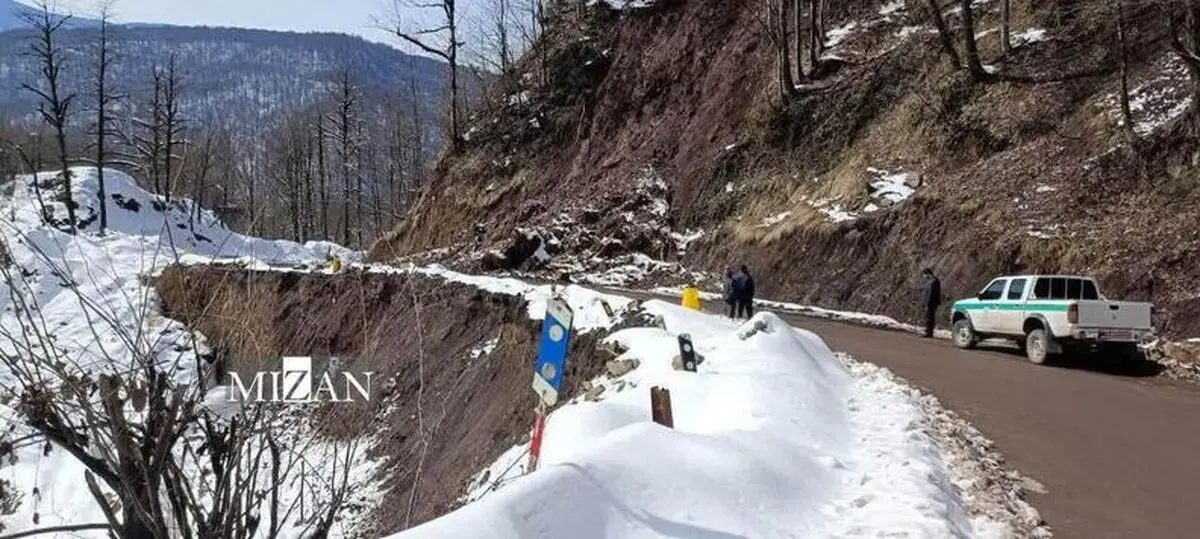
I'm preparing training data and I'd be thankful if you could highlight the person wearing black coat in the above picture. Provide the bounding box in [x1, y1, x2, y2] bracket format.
[918, 267, 942, 338]
[732, 265, 755, 319]
[721, 269, 736, 318]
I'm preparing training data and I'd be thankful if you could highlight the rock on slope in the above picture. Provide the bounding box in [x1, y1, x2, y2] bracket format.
[369, 0, 1200, 339]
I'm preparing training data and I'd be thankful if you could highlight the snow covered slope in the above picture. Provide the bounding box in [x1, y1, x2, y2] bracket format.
[0, 168, 363, 536]
[384, 301, 1016, 539]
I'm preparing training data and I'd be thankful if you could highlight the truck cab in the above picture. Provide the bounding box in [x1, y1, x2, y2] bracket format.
[950, 275, 1154, 365]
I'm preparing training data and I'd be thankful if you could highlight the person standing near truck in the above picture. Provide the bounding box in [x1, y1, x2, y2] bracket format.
[732, 265, 756, 319]
[722, 269, 737, 318]
[918, 267, 942, 338]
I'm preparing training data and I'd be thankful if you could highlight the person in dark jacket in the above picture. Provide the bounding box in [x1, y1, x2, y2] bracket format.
[918, 267, 942, 338]
[721, 269, 737, 318]
[732, 265, 755, 319]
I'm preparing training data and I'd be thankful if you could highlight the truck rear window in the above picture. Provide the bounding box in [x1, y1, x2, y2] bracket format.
[1033, 278, 1100, 300]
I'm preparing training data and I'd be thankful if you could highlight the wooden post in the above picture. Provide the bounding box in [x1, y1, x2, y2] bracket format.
[650, 386, 674, 428]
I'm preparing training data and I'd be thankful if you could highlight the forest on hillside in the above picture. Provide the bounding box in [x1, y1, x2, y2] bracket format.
[0, 0, 553, 248]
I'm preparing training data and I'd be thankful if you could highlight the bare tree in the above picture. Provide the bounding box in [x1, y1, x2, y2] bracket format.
[315, 112, 330, 240]
[520, 0, 549, 85]
[161, 54, 187, 202]
[391, 0, 464, 149]
[807, 0, 825, 74]
[20, 1, 79, 232]
[267, 116, 307, 242]
[959, 0, 988, 80]
[791, 0, 806, 81]
[326, 69, 363, 247]
[126, 56, 187, 201]
[1115, 0, 1136, 141]
[128, 67, 165, 193]
[186, 129, 216, 231]
[756, 0, 797, 99]
[0, 228, 363, 539]
[470, 0, 516, 75]
[925, 0, 961, 67]
[1000, 0, 1012, 55]
[83, 2, 121, 235]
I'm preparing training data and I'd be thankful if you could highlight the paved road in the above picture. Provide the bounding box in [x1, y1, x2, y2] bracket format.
[618, 290, 1200, 539]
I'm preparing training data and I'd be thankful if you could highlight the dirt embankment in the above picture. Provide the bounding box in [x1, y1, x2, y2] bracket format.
[154, 266, 618, 535]
[367, 0, 1200, 339]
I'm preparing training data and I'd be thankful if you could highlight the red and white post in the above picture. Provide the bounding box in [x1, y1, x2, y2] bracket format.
[527, 401, 548, 472]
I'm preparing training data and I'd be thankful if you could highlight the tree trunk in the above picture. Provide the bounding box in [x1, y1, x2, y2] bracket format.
[926, 0, 961, 67]
[779, 0, 796, 95]
[449, 20, 461, 149]
[1001, 0, 1011, 55]
[302, 132, 313, 242]
[317, 116, 329, 240]
[809, 0, 823, 70]
[355, 123, 364, 247]
[793, 0, 805, 80]
[95, 13, 110, 234]
[960, 0, 988, 80]
[1116, 0, 1135, 141]
[498, 0, 510, 72]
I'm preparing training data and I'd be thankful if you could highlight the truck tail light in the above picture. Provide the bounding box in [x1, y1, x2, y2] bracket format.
[1068, 302, 1078, 324]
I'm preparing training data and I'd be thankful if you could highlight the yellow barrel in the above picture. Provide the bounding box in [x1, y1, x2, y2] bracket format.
[681, 285, 701, 311]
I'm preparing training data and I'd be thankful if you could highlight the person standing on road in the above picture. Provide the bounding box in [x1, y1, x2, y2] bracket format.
[918, 267, 942, 338]
[732, 265, 755, 319]
[722, 269, 737, 318]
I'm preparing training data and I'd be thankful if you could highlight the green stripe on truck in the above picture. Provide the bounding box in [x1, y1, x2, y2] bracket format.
[953, 302, 1069, 312]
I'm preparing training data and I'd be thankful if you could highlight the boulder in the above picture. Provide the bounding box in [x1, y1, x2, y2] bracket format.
[606, 358, 640, 378]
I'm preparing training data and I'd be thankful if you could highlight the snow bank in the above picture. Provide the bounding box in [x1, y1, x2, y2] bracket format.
[406, 264, 635, 333]
[386, 302, 1006, 538]
[0, 168, 372, 537]
[652, 285, 954, 340]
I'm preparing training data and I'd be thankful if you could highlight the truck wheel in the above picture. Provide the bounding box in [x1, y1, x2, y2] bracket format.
[953, 319, 978, 349]
[1026, 328, 1051, 365]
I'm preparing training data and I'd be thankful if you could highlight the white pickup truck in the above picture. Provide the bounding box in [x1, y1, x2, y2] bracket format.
[949, 275, 1155, 365]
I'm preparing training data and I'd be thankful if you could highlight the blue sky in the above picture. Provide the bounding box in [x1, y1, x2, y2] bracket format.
[15, 0, 483, 48]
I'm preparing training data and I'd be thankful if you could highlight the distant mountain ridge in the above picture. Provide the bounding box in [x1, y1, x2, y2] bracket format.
[0, 0, 450, 147]
[0, 0, 96, 32]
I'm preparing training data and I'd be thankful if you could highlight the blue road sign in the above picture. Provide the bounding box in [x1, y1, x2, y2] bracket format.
[532, 297, 574, 406]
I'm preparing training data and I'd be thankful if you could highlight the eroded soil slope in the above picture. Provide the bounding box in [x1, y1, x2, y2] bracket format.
[370, 0, 1200, 338]
[154, 266, 617, 535]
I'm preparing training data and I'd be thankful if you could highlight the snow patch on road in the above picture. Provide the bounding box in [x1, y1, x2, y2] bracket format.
[840, 354, 1052, 538]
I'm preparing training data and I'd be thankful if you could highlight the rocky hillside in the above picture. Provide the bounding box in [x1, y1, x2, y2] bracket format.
[369, 0, 1200, 339]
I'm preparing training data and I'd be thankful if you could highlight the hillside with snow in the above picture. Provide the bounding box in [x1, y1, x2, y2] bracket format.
[0, 168, 363, 537]
[0, 167, 1046, 537]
